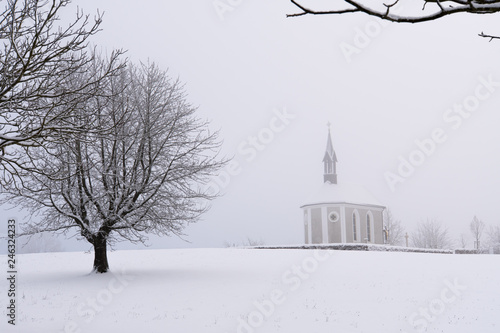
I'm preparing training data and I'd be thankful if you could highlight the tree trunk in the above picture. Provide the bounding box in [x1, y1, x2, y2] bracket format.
[92, 234, 109, 273]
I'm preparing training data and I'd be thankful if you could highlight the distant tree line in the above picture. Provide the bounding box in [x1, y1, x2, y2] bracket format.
[384, 209, 500, 252]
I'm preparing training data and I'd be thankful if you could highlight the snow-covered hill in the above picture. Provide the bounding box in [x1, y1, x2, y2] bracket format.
[0, 248, 498, 333]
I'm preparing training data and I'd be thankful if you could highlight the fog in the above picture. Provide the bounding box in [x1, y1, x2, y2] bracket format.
[2, 0, 500, 252]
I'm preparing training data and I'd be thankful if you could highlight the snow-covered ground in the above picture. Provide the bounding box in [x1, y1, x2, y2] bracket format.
[0, 248, 498, 333]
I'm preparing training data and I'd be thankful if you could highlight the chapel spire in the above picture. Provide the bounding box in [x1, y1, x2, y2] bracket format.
[323, 122, 337, 184]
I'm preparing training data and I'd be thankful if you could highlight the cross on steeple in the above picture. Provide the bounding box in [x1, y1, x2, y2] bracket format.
[323, 122, 338, 184]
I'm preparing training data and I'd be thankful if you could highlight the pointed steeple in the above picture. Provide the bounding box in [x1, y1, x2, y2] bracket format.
[323, 122, 337, 184]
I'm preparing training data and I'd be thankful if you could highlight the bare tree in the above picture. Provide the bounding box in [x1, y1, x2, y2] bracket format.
[0, 0, 123, 179]
[411, 219, 452, 249]
[383, 208, 405, 246]
[288, 0, 500, 39]
[470, 215, 485, 249]
[458, 233, 467, 249]
[486, 225, 500, 248]
[2, 62, 226, 273]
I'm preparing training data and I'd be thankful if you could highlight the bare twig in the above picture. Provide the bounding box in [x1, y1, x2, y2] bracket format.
[479, 31, 500, 41]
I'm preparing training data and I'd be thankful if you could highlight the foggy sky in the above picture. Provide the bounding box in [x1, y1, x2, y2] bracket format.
[2, 0, 500, 252]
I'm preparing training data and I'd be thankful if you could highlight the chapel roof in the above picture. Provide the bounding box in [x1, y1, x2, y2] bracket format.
[301, 181, 385, 209]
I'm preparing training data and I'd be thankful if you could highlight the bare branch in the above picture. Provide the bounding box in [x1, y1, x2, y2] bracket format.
[0, 0, 125, 180]
[479, 31, 500, 41]
[288, 0, 500, 37]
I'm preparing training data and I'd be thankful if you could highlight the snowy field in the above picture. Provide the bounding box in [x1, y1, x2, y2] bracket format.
[1, 248, 499, 333]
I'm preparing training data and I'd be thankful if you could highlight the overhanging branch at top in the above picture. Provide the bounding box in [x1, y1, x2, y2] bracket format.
[288, 0, 500, 21]
[287, 0, 500, 38]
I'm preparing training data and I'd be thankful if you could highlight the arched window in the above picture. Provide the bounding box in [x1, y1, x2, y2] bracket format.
[366, 211, 374, 243]
[353, 212, 358, 241]
[366, 214, 371, 242]
[324, 160, 333, 174]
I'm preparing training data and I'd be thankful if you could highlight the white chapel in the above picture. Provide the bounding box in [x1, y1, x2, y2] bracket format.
[301, 126, 386, 245]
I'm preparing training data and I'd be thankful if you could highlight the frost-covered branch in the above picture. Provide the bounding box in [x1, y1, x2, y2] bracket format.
[0, 0, 124, 178]
[288, 0, 500, 38]
[288, 0, 500, 21]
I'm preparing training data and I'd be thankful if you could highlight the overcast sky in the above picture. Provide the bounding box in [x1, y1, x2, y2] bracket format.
[3, 0, 500, 252]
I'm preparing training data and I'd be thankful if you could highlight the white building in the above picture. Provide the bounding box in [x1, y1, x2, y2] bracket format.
[301, 127, 386, 245]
